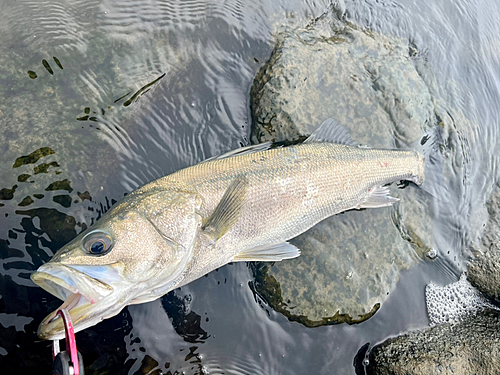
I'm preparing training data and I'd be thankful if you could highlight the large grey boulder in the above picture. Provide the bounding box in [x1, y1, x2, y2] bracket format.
[251, 16, 434, 148]
[250, 14, 443, 325]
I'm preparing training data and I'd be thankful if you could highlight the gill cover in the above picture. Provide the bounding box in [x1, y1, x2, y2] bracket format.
[133, 189, 203, 283]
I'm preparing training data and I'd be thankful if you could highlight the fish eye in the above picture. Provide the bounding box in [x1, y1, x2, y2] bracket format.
[90, 240, 105, 254]
[83, 231, 113, 256]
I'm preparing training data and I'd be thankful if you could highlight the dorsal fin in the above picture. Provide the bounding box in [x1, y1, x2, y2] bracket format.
[304, 119, 357, 146]
[202, 142, 272, 163]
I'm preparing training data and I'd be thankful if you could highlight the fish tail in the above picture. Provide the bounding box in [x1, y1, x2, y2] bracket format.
[409, 150, 426, 186]
[410, 126, 444, 197]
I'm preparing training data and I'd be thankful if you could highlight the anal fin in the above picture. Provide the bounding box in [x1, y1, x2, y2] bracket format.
[233, 242, 300, 262]
[129, 294, 158, 305]
[358, 186, 399, 208]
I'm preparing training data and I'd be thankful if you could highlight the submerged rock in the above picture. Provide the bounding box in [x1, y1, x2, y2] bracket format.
[468, 184, 500, 303]
[251, 16, 434, 148]
[253, 206, 415, 325]
[250, 13, 441, 325]
[367, 309, 500, 375]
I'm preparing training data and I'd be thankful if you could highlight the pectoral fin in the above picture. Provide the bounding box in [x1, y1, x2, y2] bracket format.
[358, 186, 399, 208]
[233, 242, 300, 262]
[202, 176, 248, 241]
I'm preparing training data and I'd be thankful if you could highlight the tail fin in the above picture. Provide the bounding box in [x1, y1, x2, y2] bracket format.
[410, 126, 444, 198]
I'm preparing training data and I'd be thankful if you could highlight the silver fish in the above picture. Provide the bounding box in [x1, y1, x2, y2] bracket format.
[31, 120, 424, 339]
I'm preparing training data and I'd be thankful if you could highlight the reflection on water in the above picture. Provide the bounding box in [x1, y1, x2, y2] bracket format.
[0, 0, 499, 373]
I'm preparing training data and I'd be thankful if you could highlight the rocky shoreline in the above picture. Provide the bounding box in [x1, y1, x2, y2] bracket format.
[367, 308, 500, 375]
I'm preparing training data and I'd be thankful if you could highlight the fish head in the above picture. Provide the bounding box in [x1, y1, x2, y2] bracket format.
[31, 188, 203, 340]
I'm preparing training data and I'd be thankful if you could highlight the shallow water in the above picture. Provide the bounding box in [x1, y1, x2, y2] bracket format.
[0, 0, 499, 373]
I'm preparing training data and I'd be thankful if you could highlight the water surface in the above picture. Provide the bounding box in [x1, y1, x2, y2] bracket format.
[0, 0, 499, 373]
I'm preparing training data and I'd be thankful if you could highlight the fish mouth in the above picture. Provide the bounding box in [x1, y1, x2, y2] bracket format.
[31, 263, 120, 340]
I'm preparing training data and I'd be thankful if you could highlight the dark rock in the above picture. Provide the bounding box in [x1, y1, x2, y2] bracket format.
[34, 161, 60, 174]
[468, 184, 500, 303]
[17, 174, 30, 182]
[367, 309, 500, 375]
[12, 147, 55, 168]
[0, 185, 17, 200]
[45, 179, 73, 193]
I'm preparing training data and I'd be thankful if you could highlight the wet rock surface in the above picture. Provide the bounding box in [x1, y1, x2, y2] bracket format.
[366, 309, 500, 375]
[252, 206, 415, 325]
[250, 13, 441, 325]
[468, 184, 500, 303]
[251, 15, 434, 148]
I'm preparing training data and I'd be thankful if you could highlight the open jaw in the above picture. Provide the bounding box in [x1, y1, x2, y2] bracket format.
[31, 264, 116, 340]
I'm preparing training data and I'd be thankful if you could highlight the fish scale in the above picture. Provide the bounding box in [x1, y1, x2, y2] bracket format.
[158, 142, 424, 289]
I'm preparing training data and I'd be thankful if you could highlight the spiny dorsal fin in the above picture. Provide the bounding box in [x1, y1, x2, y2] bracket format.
[304, 118, 357, 146]
[357, 186, 399, 209]
[202, 176, 248, 240]
[202, 142, 272, 163]
[233, 242, 300, 262]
